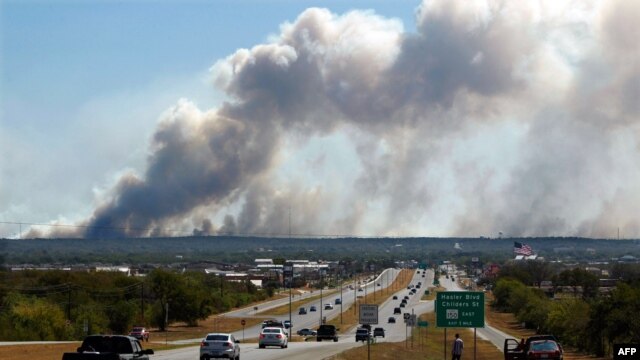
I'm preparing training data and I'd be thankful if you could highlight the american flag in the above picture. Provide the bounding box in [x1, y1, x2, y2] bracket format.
[514, 242, 533, 256]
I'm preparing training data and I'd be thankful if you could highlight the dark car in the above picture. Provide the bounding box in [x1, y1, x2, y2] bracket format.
[316, 324, 339, 342]
[373, 328, 385, 338]
[335, 298, 342, 305]
[388, 317, 396, 323]
[392, 295, 398, 300]
[310, 305, 317, 312]
[62, 335, 154, 360]
[400, 302, 406, 308]
[355, 327, 371, 342]
[394, 307, 401, 314]
[299, 307, 307, 315]
[527, 340, 563, 360]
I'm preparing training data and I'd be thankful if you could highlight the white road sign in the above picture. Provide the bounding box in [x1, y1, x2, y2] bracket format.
[359, 304, 378, 325]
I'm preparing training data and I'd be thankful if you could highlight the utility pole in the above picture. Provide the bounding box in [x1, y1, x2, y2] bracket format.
[319, 270, 323, 327]
[140, 283, 144, 322]
[340, 276, 343, 324]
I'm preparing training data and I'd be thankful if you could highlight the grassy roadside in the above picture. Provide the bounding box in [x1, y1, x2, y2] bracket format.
[0, 340, 197, 360]
[483, 292, 607, 360]
[258, 290, 337, 316]
[326, 269, 414, 332]
[420, 286, 445, 301]
[328, 311, 503, 360]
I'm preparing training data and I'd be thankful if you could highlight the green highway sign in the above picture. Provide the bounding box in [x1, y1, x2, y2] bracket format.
[436, 291, 484, 328]
[418, 320, 429, 327]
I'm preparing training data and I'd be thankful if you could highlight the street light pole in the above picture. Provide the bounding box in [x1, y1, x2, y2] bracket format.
[319, 270, 323, 327]
[340, 276, 343, 324]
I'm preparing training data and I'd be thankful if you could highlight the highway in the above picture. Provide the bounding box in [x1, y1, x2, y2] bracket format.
[154, 268, 434, 360]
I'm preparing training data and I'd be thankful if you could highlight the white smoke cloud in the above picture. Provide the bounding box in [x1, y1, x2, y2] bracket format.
[37, 0, 640, 238]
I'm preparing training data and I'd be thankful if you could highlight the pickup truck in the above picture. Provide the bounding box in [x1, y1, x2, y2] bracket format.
[61, 335, 154, 360]
[316, 324, 339, 342]
[504, 335, 563, 360]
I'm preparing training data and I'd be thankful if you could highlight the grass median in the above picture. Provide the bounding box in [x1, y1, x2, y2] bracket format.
[328, 311, 503, 360]
[257, 290, 338, 316]
[326, 269, 414, 332]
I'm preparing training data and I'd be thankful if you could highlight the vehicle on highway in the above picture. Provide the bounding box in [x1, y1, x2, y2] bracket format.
[128, 326, 150, 342]
[261, 319, 285, 329]
[310, 305, 317, 312]
[504, 335, 563, 360]
[355, 327, 372, 342]
[199, 333, 240, 360]
[401, 299, 407, 305]
[316, 324, 339, 342]
[400, 302, 406, 308]
[299, 307, 307, 315]
[324, 303, 334, 310]
[61, 335, 153, 360]
[259, 327, 288, 349]
[377, 283, 381, 286]
[392, 295, 398, 300]
[296, 328, 317, 336]
[394, 307, 401, 314]
[526, 340, 563, 360]
[284, 320, 291, 329]
[373, 327, 385, 338]
[404, 296, 409, 300]
[388, 317, 396, 323]
[335, 298, 342, 304]
[358, 288, 364, 292]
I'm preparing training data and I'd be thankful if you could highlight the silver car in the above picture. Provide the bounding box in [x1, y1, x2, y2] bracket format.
[259, 327, 288, 349]
[199, 333, 240, 360]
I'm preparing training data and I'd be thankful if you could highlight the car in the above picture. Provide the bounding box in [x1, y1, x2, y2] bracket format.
[63, 335, 154, 360]
[262, 319, 285, 329]
[373, 328, 385, 338]
[355, 327, 372, 342]
[200, 333, 240, 360]
[128, 327, 150, 342]
[316, 324, 339, 342]
[392, 295, 398, 300]
[324, 303, 334, 310]
[310, 305, 317, 312]
[284, 320, 291, 329]
[377, 283, 381, 286]
[297, 328, 317, 336]
[358, 288, 364, 292]
[394, 307, 401, 314]
[401, 299, 407, 304]
[404, 296, 410, 300]
[388, 317, 396, 323]
[526, 340, 563, 360]
[335, 298, 342, 305]
[400, 302, 406, 308]
[299, 307, 307, 315]
[259, 327, 288, 349]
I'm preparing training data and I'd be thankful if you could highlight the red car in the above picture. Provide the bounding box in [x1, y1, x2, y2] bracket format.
[129, 327, 150, 342]
[527, 340, 563, 360]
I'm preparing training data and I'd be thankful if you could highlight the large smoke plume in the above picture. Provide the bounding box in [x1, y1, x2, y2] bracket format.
[39, 0, 640, 238]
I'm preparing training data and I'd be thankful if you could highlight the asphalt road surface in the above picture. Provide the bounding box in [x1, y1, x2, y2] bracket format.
[155, 268, 433, 360]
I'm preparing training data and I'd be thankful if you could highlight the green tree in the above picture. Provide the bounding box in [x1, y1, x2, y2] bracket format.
[0, 293, 72, 341]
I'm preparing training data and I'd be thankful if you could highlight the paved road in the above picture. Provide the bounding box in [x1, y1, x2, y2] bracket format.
[439, 266, 511, 352]
[154, 268, 434, 360]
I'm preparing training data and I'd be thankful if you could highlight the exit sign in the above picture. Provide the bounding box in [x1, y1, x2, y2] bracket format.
[436, 291, 484, 328]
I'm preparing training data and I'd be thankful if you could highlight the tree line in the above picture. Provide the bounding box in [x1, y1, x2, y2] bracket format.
[0, 269, 270, 341]
[491, 262, 640, 357]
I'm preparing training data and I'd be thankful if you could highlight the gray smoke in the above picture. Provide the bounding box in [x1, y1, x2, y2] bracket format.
[40, 0, 640, 238]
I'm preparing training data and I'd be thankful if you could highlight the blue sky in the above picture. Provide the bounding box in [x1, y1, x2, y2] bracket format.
[0, 0, 418, 237]
[2, 0, 639, 239]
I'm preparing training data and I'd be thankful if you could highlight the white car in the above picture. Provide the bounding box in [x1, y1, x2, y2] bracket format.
[324, 303, 334, 310]
[200, 333, 240, 360]
[259, 327, 288, 349]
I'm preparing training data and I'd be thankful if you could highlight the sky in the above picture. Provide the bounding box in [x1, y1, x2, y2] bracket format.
[1, 0, 639, 239]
